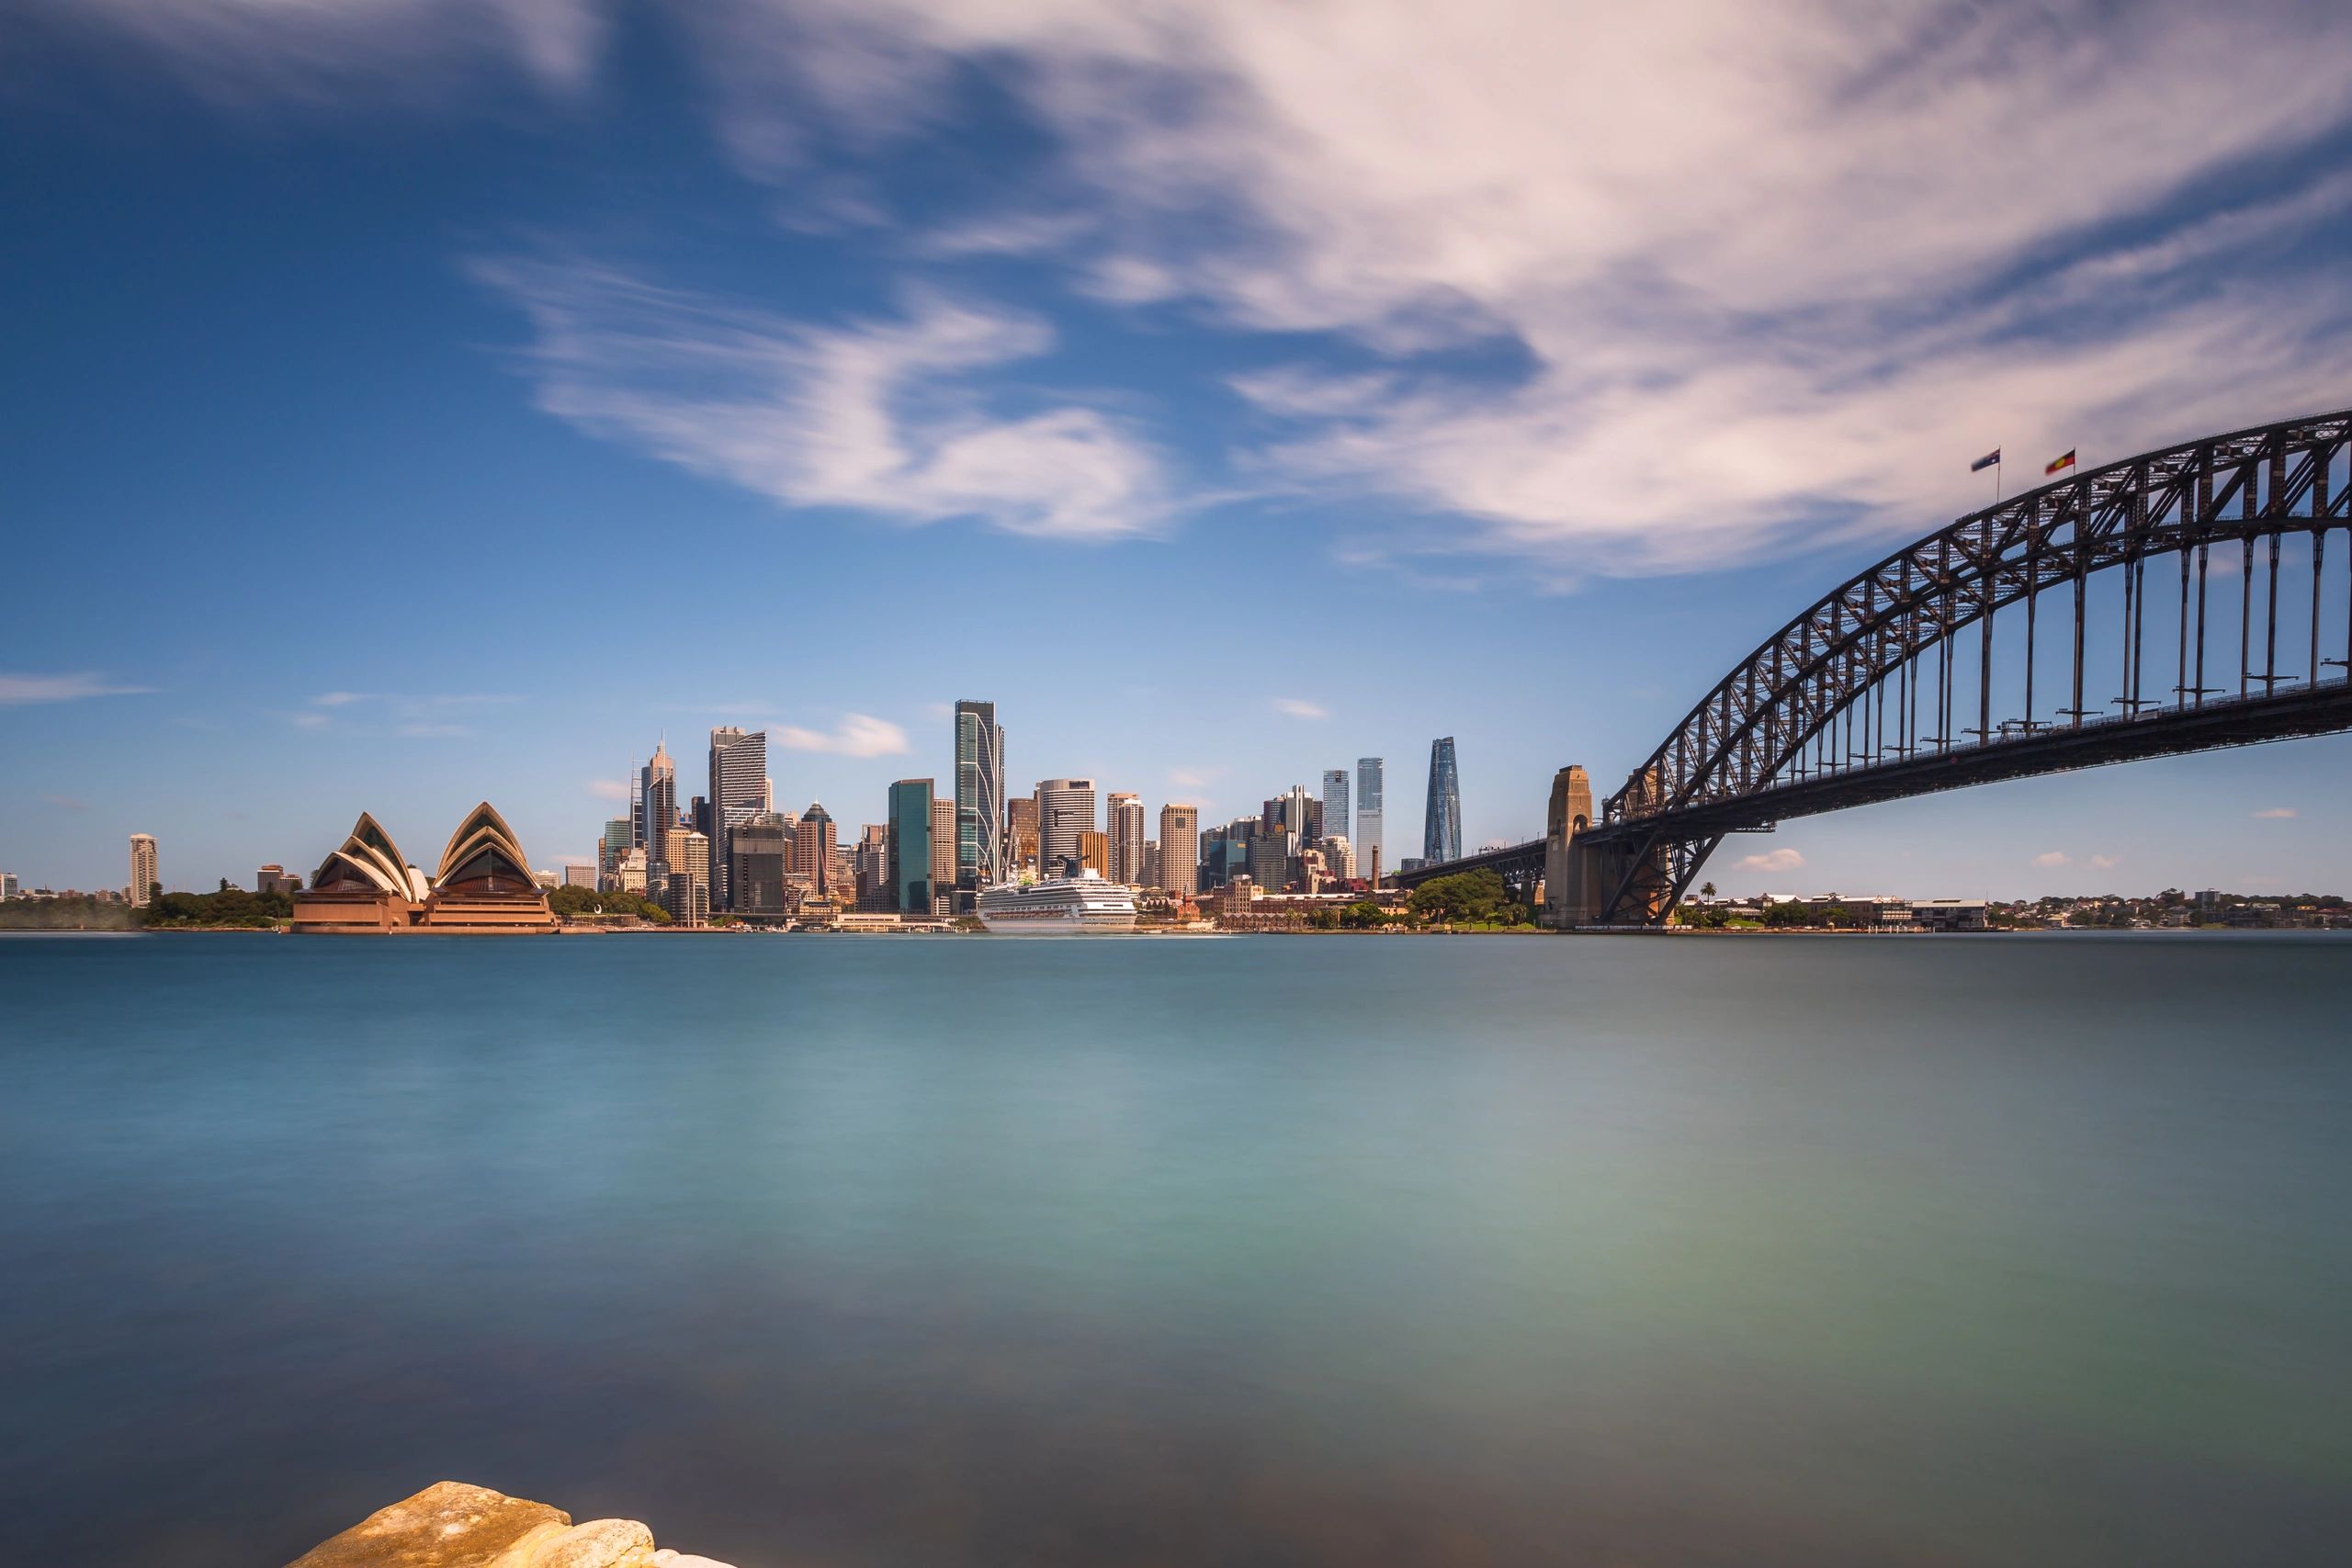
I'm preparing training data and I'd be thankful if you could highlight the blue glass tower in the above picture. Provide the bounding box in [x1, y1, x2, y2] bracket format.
[1423, 737, 1460, 863]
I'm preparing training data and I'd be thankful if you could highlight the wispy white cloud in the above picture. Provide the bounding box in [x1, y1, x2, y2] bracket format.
[28, 0, 608, 102]
[685, 0, 2352, 574]
[43, 794, 91, 812]
[1736, 847, 1804, 873]
[286, 690, 517, 738]
[1270, 696, 1328, 719]
[2252, 807, 2298, 820]
[0, 671, 154, 705]
[2090, 854, 2120, 871]
[588, 778, 631, 802]
[774, 713, 910, 757]
[2032, 851, 2072, 868]
[473, 258, 1170, 540]
[1167, 765, 1225, 791]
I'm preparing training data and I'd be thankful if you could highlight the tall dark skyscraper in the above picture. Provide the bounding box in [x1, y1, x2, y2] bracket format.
[1423, 737, 1461, 863]
[887, 778, 933, 914]
[707, 726, 768, 909]
[955, 700, 1004, 892]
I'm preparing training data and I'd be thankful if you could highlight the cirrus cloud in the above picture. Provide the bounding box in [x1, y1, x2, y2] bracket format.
[1270, 696, 1328, 719]
[0, 671, 155, 705]
[774, 713, 910, 757]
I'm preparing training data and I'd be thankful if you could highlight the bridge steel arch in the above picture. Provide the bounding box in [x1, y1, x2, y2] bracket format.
[1569, 408, 2352, 925]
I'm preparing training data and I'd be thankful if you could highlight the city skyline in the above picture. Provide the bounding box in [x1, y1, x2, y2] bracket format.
[8, 2, 2352, 897]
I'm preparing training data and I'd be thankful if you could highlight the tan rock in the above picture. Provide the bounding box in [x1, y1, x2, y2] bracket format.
[286, 1482, 570, 1568]
[487, 1517, 658, 1568]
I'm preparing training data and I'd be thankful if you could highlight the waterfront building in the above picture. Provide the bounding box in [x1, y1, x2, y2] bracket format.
[255, 864, 300, 897]
[641, 743, 678, 887]
[1356, 757, 1385, 885]
[888, 779, 934, 914]
[291, 804, 554, 932]
[794, 803, 838, 893]
[1423, 738, 1461, 863]
[1077, 829, 1110, 878]
[729, 813, 791, 916]
[1035, 778, 1096, 878]
[129, 834, 157, 906]
[1, 872, 17, 899]
[1007, 795, 1039, 872]
[954, 700, 1005, 892]
[1107, 792, 1146, 886]
[1158, 804, 1199, 896]
[707, 726, 768, 909]
[1322, 769, 1350, 850]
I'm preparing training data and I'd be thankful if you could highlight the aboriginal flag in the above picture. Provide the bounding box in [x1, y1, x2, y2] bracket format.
[1970, 449, 2000, 472]
[2045, 449, 2076, 475]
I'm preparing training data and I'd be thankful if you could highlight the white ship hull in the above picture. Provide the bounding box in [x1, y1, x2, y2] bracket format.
[976, 871, 1139, 933]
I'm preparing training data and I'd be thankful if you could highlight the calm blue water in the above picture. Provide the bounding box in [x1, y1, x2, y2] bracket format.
[5, 932, 2349, 1565]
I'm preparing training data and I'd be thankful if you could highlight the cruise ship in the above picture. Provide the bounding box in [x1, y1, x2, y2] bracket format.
[976, 868, 1139, 933]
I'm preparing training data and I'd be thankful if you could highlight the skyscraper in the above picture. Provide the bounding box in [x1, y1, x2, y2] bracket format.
[1322, 769, 1350, 851]
[1356, 757, 1384, 884]
[598, 817, 630, 890]
[1107, 792, 1146, 886]
[794, 803, 837, 893]
[1423, 737, 1461, 863]
[129, 834, 157, 905]
[1077, 829, 1110, 878]
[928, 794, 956, 903]
[888, 779, 933, 914]
[1159, 803, 1199, 896]
[641, 742, 677, 888]
[662, 826, 710, 926]
[954, 700, 1004, 892]
[729, 813, 791, 916]
[707, 727, 769, 910]
[1007, 796, 1038, 871]
[1035, 778, 1096, 877]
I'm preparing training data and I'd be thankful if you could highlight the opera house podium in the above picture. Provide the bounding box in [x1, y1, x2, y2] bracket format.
[291, 803, 555, 933]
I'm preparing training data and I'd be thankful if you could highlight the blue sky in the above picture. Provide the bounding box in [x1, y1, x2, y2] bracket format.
[7, 0, 2352, 898]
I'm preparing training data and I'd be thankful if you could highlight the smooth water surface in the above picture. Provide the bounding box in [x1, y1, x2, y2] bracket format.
[5, 932, 2349, 1565]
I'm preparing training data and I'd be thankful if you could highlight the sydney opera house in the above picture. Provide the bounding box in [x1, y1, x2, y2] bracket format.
[290, 803, 555, 933]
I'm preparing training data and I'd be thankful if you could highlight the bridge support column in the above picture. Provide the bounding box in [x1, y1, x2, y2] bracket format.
[1541, 766, 1598, 928]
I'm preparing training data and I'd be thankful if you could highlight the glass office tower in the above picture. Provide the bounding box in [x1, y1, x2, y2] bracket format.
[1423, 737, 1461, 863]
[955, 700, 1004, 892]
[1356, 757, 1385, 882]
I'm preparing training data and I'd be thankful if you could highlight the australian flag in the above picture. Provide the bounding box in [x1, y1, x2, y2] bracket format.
[1970, 449, 2001, 472]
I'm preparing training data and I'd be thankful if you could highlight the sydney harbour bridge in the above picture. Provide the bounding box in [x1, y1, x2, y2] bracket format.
[1394, 409, 2352, 926]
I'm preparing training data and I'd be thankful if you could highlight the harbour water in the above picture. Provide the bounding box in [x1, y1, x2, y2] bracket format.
[5, 932, 2349, 1565]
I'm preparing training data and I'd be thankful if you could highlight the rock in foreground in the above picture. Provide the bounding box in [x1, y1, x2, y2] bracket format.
[286, 1482, 735, 1568]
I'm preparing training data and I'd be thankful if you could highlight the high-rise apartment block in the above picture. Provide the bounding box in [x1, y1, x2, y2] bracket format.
[1423, 738, 1461, 863]
[1158, 803, 1199, 896]
[1356, 757, 1385, 885]
[1107, 792, 1146, 886]
[955, 700, 1005, 893]
[707, 726, 768, 909]
[662, 826, 710, 925]
[1035, 778, 1096, 877]
[888, 779, 934, 914]
[129, 834, 157, 905]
